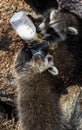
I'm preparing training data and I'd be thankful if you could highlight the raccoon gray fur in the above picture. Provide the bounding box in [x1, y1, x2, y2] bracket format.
[14, 43, 72, 130]
[38, 9, 82, 86]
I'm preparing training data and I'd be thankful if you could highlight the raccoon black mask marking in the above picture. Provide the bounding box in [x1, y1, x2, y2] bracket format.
[39, 9, 82, 43]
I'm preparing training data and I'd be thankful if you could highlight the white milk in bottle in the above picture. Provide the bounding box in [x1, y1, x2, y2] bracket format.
[10, 11, 39, 41]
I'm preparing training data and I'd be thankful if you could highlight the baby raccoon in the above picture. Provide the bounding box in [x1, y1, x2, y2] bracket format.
[14, 43, 72, 130]
[39, 9, 82, 85]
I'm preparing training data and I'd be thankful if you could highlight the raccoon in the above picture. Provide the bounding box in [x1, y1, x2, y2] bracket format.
[38, 9, 82, 86]
[14, 43, 72, 130]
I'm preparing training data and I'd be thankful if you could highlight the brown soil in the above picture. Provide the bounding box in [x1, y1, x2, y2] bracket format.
[0, 0, 34, 129]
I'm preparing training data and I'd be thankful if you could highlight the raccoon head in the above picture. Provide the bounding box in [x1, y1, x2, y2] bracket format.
[39, 9, 81, 42]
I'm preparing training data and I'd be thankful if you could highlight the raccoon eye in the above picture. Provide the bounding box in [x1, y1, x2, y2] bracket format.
[46, 27, 55, 34]
[46, 27, 59, 37]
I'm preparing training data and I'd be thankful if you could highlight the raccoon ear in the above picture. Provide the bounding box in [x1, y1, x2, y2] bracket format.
[48, 66, 58, 75]
[67, 27, 78, 35]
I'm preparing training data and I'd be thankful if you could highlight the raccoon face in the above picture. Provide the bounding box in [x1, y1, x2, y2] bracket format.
[39, 9, 79, 42]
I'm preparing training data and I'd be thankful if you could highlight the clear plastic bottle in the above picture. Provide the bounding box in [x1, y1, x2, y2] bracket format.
[10, 11, 39, 41]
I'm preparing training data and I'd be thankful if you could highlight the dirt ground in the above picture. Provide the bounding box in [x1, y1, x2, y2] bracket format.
[0, 0, 34, 129]
[0, 0, 34, 90]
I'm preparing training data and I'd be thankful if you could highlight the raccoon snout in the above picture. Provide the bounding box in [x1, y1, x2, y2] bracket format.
[39, 22, 47, 35]
[39, 22, 46, 30]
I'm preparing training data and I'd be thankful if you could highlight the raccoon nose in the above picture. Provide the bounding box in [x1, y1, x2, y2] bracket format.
[37, 26, 42, 33]
[48, 56, 52, 62]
